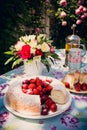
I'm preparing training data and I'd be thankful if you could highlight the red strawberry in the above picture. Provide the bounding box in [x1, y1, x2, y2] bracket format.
[81, 83, 87, 91]
[45, 97, 54, 108]
[41, 105, 49, 115]
[41, 95, 48, 104]
[29, 79, 36, 83]
[42, 87, 46, 92]
[46, 85, 53, 91]
[64, 82, 70, 88]
[33, 88, 39, 95]
[46, 79, 52, 83]
[43, 81, 49, 87]
[28, 83, 36, 89]
[37, 85, 42, 91]
[74, 82, 81, 91]
[22, 88, 27, 93]
[26, 89, 33, 94]
[22, 80, 30, 84]
[50, 103, 57, 112]
[36, 77, 43, 86]
[22, 84, 28, 89]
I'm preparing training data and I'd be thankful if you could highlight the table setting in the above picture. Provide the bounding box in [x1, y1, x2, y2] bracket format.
[0, 0, 87, 128]
[0, 47, 87, 130]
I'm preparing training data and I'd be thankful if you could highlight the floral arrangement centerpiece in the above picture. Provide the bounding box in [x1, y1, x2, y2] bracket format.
[5, 34, 60, 72]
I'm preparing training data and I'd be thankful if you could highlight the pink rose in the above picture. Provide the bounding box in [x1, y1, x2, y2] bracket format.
[75, 9, 81, 15]
[76, 19, 82, 25]
[81, 13, 87, 19]
[62, 21, 67, 26]
[59, 0, 67, 7]
[60, 11, 67, 18]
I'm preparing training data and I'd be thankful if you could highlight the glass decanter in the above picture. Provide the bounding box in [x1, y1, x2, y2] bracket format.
[64, 24, 81, 66]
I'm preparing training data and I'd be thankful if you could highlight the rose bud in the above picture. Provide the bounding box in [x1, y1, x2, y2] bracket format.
[35, 27, 41, 33]
[81, 14, 86, 19]
[78, 0, 84, 5]
[75, 9, 81, 15]
[79, 5, 84, 12]
[59, 0, 67, 7]
[76, 19, 82, 25]
[60, 11, 67, 18]
[83, 7, 87, 12]
[62, 21, 67, 26]
[50, 46, 55, 53]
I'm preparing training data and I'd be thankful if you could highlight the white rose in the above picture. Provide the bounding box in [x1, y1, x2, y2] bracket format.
[37, 44, 42, 49]
[37, 34, 46, 42]
[28, 35, 36, 41]
[15, 41, 25, 51]
[20, 35, 30, 43]
[28, 40, 37, 48]
[20, 35, 36, 43]
[41, 42, 50, 52]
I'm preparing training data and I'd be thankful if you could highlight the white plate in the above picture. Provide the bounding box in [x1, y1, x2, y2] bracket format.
[4, 76, 72, 119]
[66, 88, 87, 94]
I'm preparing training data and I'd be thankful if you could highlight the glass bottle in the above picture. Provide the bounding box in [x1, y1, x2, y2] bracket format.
[64, 24, 81, 66]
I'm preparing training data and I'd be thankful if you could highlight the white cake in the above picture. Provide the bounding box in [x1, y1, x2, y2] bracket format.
[5, 76, 68, 116]
[6, 80, 41, 116]
[50, 83, 67, 104]
[62, 71, 87, 89]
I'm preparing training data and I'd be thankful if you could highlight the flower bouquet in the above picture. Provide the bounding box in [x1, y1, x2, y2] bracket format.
[5, 34, 60, 72]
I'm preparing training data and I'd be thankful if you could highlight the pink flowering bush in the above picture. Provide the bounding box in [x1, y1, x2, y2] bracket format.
[5, 34, 60, 71]
[55, 0, 87, 26]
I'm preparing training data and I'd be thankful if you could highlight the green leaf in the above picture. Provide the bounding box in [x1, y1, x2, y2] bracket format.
[12, 58, 23, 68]
[4, 57, 14, 65]
[44, 52, 61, 60]
[50, 53, 61, 60]
[41, 59, 51, 72]
[4, 51, 14, 55]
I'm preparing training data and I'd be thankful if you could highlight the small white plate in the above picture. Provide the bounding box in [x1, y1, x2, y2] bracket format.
[66, 87, 87, 94]
[4, 76, 72, 119]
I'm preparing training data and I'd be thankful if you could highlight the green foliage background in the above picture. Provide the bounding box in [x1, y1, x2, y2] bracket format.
[50, 0, 87, 48]
[0, 0, 87, 74]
